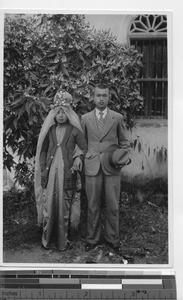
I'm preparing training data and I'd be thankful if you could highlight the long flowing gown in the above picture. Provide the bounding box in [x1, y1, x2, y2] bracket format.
[42, 125, 73, 250]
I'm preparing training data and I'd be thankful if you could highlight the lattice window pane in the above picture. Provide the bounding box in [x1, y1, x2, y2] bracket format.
[130, 14, 167, 33]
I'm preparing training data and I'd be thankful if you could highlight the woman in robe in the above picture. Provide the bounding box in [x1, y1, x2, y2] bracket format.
[34, 90, 87, 250]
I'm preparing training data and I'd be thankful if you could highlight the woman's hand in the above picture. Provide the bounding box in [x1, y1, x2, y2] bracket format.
[71, 156, 82, 173]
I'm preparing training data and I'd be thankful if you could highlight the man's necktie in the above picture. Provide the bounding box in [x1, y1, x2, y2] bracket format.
[98, 111, 105, 133]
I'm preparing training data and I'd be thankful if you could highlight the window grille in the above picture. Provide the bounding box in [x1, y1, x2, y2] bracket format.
[130, 14, 167, 34]
[130, 15, 168, 119]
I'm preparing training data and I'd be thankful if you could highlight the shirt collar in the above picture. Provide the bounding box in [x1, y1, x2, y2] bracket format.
[95, 107, 108, 118]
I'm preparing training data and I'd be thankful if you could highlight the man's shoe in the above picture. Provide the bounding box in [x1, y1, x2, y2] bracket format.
[41, 244, 50, 250]
[105, 241, 123, 255]
[85, 243, 98, 251]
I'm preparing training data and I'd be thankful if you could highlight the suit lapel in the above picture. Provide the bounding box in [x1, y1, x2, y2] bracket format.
[89, 110, 101, 139]
[100, 109, 115, 140]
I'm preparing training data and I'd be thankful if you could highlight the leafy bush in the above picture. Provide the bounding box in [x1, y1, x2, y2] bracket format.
[4, 14, 143, 188]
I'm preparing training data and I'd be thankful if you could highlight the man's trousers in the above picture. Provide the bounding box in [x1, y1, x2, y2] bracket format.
[85, 167, 121, 246]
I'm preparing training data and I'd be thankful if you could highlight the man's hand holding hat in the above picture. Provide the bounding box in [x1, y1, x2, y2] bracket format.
[102, 144, 131, 174]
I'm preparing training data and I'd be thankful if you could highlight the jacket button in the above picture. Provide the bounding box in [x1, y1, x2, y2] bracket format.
[51, 156, 54, 159]
[46, 167, 49, 170]
[57, 143, 60, 146]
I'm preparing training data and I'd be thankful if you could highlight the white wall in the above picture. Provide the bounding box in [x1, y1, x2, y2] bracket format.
[123, 120, 168, 178]
[85, 14, 135, 43]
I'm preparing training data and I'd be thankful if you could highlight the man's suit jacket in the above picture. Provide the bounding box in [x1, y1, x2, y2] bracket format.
[81, 108, 130, 176]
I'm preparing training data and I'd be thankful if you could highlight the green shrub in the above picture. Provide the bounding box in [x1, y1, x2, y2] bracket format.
[4, 14, 143, 190]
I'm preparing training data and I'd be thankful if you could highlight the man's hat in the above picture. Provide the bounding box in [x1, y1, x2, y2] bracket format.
[102, 144, 131, 174]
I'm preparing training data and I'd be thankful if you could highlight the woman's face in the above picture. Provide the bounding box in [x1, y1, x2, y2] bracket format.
[55, 108, 68, 124]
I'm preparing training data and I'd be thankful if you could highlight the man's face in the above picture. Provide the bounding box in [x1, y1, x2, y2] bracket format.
[93, 87, 109, 110]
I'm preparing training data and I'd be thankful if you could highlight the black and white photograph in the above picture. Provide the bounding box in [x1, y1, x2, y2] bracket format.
[2, 12, 170, 265]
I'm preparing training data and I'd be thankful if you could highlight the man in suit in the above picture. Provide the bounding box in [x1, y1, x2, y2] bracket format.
[81, 84, 131, 253]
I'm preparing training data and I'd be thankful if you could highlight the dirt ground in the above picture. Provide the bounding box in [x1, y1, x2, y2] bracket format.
[3, 182, 168, 265]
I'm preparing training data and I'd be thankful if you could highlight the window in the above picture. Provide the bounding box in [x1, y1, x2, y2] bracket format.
[129, 15, 167, 118]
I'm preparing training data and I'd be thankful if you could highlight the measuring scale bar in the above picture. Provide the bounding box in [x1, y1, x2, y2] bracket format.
[0, 270, 177, 300]
[0, 288, 177, 299]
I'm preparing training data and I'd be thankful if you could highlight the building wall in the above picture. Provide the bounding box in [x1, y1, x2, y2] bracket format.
[123, 120, 168, 179]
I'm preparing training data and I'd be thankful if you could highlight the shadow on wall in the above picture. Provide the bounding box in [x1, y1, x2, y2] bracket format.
[123, 120, 168, 179]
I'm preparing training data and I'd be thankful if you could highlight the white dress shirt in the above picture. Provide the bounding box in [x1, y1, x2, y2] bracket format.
[95, 108, 108, 119]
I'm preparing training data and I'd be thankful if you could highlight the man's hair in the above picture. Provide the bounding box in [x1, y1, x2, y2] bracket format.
[94, 83, 110, 91]
[93, 84, 110, 98]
